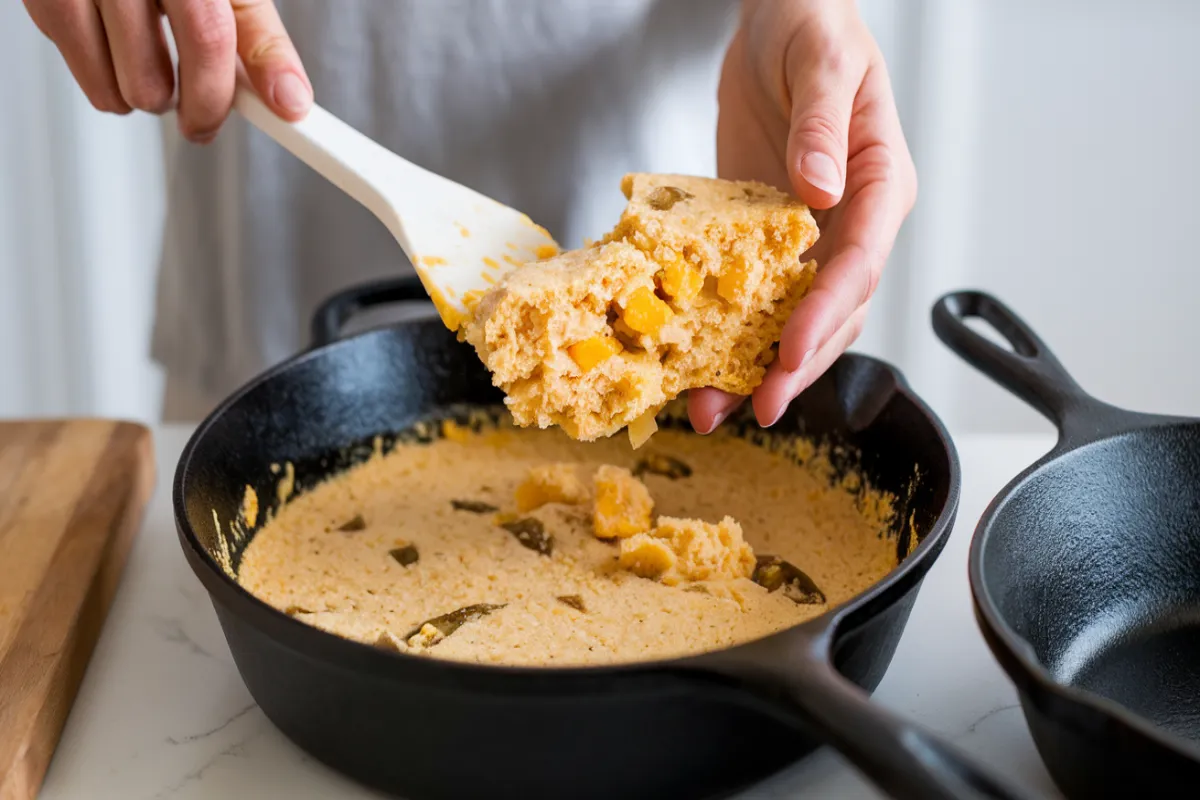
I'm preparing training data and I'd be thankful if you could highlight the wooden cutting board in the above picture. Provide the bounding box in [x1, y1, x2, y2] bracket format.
[0, 421, 155, 800]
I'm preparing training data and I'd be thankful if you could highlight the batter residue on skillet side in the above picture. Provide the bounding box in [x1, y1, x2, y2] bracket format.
[237, 415, 900, 667]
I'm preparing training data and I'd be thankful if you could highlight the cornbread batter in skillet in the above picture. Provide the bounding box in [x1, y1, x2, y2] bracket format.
[237, 414, 899, 667]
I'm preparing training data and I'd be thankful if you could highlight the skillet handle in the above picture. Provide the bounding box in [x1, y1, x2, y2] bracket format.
[695, 638, 1033, 800]
[931, 290, 1104, 432]
[310, 276, 433, 347]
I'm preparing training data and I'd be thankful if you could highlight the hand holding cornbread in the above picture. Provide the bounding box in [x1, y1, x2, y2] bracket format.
[692, 0, 917, 432]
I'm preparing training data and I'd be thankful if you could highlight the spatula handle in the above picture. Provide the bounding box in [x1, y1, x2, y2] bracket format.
[233, 87, 418, 252]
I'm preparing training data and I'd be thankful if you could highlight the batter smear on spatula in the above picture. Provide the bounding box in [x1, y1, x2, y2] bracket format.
[461, 174, 820, 446]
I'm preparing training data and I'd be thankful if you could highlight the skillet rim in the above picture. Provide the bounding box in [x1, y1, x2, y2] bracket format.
[967, 425, 1200, 764]
[173, 319, 961, 684]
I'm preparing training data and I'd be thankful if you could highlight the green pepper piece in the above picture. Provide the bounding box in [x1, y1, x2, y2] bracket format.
[633, 454, 692, 480]
[646, 185, 694, 211]
[751, 555, 825, 605]
[556, 594, 586, 612]
[404, 603, 507, 641]
[389, 544, 420, 567]
[451, 499, 499, 514]
[500, 517, 553, 556]
[338, 513, 367, 532]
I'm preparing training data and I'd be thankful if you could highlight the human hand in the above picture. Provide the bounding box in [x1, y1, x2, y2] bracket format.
[690, 0, 917, 432]
[21, 0, 312, 142]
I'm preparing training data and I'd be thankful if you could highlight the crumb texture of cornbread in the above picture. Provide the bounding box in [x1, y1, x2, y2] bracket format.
[462, 174, 820, 442]
[619, 516, 755, 586]
[592, 465, 654, 539]
[236, 416, 900, 667]
[515, 463, 588, 512]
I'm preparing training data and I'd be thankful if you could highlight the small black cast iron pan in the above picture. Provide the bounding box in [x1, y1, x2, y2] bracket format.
[174, 276, 1029, 800]
[933, 290, 1200, 799]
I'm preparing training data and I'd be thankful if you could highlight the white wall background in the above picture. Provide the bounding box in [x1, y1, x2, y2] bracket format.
[1, 0, 165, 423]
[2, 0, 1198, 433]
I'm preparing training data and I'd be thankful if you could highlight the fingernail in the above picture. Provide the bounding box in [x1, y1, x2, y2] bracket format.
[800, 348, 816, 369]
[273, 73, 312, 114]
[693, 410, 723, 435]
[800, 152, 842, 196]
[764, 405, 787, 428]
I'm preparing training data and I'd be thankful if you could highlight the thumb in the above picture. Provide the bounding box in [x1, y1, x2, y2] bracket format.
[786, 52, 860, 209]
[232, 0, 312, 120]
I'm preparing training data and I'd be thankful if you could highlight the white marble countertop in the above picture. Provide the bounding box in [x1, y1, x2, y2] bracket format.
[38, 425, 1067, 800]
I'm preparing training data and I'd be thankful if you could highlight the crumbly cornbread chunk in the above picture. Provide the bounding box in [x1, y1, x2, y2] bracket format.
[592, 465, 654, 539]
[514, 463, 589, 512]
[465, 243, 671, 441]
[462, 173, 820, 442]
[619, 516, 756, 586]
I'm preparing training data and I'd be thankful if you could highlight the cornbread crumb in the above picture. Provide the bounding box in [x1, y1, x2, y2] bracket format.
[408, 623, 445, 649]
[619, 516, 755, 586]
[515, 463, 589, 512]
[462, 173, 820, 442]
[593, 465, 654, 539]
[241, 485, 259, 528]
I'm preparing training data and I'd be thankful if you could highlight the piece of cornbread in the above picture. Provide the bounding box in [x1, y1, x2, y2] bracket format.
[463, 173, 819, 442]
[618, 516, 756, 586]
[592, 465, 654, 539]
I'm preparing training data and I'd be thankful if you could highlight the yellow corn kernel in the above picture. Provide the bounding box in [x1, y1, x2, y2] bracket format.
[620, 287, 673, 335]
[612, 318, 641, 343]
[535, 244, 559, 260]
[717, 257, 752, 302]
[568, 336, 623, 371]
[660, 260, 703, 305]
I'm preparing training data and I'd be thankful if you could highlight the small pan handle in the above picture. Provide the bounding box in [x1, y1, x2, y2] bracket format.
[693, 635, 1032, 800]
[310, 276, 433, 347]
[931, 290, 1118, 436]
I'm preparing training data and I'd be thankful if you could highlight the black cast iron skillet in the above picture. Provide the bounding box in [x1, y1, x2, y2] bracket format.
[174, 276, 1030, 800]
[933, 290, 1200, 799]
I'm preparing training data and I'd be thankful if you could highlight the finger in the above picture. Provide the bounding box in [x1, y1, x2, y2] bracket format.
[785, 30, 865, 208]
[753, 300, 871, 428]
[231, 0, 312, 119]
[687, 388, 747, 435]
[776, 186, 889, 372]
[97, 0, 174, 112]
[161, 0, 237, 142]
[25, 0, 131, 113]
[778, 65, 911, 372]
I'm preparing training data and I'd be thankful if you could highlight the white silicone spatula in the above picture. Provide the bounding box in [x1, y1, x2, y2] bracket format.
[233, 87, 558, 331]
